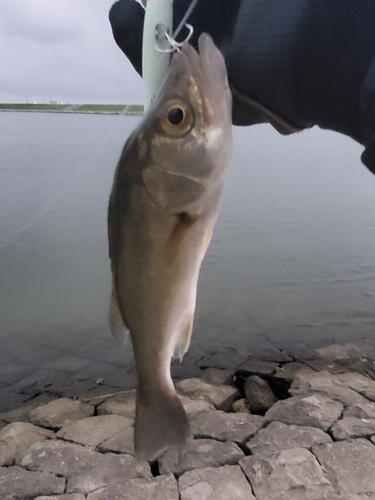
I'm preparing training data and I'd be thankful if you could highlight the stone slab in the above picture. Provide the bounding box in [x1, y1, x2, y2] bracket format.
[200, 367, 234, 385]
[312, 438, 375, 495]
[176, 378, 237, 411]
[265, 393, 343, 430]
[56, 414, 133, 446]
[179, 465, 256, 500]
[244, 375, 277, 413]
[331, 417, 375, 440]
[345, 401, 375, 419]
[96, 390, 136, 419]
[0, 394, 56, 423]
[0, 465, 65, 499]
[290, 369, 368, 406]
[0, 421, 54, 466]
[245, 421, 332, 454]
[159, 439, 244, 476]
[336, 372, 375, 402]
[240, 448, 335, 500]
[98, 426, 134, 455]
[28, 398, 94, 429]
[87, 474, 178, 500]
[191, 410, 264, 444]
[237, 358, 279, 377]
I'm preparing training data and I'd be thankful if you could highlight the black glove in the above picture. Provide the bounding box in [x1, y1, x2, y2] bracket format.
[109, 0, 375, 175]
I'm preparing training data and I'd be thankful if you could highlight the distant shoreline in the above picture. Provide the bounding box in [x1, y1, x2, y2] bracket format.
[0, 103, 144, 115]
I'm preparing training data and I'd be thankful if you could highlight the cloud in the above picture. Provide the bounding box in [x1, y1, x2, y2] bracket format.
[0, 0, 144, 103]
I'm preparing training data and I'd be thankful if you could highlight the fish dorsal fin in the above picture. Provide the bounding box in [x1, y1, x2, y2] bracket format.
[142, 164, 205, 213]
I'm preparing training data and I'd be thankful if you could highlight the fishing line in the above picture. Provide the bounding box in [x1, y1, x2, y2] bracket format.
[173, 0, 199, 39]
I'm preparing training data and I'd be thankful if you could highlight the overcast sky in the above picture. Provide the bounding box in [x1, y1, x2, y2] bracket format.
[0, 0, 144, 104]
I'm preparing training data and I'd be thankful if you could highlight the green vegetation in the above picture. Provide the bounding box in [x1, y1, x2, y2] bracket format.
[127, 104, 144, 113]
[0, 103, 69, 110]
[77, 104, 126, 112]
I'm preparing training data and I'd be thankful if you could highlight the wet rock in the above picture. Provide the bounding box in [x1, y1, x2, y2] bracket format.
[249, 343, 292, 363]
[277, 342, 320, 362]
[171, 363, 202, 379]
[191, 410, 264, 444]
[336, 372, 375, 402]
[0, 465, 65, 499]
[305, 358, 348, 374]
[98, 427, 134, 455]
[56, 414, 133, 446]
[28, 398, 94, 429]
[159, 439, 244, 476]
[312, 438, 375, 495]
[87, 474, 179, 500]
[273, 362, 308, 384]
[0, 421, 54, 466]
[0, 421, 6, 431]
[96, 390, 136, 419]
[179, 396, 215, 419]
[265, 393, 343, 430]
[200, 367, 234, 385]
[331, 417, 375, 440]
[240, 448, 335, 500]
[18, 439, 150, 495]
[232, 398, 250, 414]
[237, 358, 278, 377]
[176, 378, 237, 411]
[244, 375, 277, 413]
[0, 394, 56, 423]
[317, 342, 360, 359]
[196, 352, 245, 370]
[245, 421, 332, 454]
[344, 401, 375, 419]
[290, 369, 368, 406]
[179, 465, 255, 500]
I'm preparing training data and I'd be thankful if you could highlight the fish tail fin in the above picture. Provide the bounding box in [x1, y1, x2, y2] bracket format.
[134, 383, 190, 462]
[109, 278, 129, 345]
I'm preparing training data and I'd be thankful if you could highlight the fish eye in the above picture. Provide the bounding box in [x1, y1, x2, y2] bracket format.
[167, 107, 184, 125]
[161, 101, 194, 136]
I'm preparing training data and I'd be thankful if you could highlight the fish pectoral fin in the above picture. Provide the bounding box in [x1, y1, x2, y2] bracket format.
[142, 164, 206, 213]
[109, 278, 129, 345]
[173, 316, 194, 362]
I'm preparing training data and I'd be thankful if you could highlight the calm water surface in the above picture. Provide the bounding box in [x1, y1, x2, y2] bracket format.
[1, 112, 375, 365]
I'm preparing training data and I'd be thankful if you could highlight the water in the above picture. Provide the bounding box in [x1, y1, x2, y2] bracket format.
[1, 112, 375, 366]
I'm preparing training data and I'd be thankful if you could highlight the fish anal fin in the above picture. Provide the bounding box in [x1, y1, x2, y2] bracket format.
[135, 384, 190, 462]
[142, 165, 205, 213]
[109, 277, 129, 345]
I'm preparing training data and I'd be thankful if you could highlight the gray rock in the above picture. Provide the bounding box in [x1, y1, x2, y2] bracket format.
[0, 394, 56, 423]
[331, 417, 375, 440]
[176, 378, 237, 411]
[179, 396, 215, 419]
[290, 369, 368, 406]
[278, 342, 320, 361]
[34, 496, 85, 500]
[56, 414, 133, 446]
[96, 390, 136, 419]
[179, 465, 256, 500]
[232, 398, 251, 414]
[345, 401, 375, 419]
[0, 465, 65, 499]
[312, 438, 375, 495]
[18, 439, 150, 495]
[28, 398, 94, 429]
[305, 358, 348, 374]
[0, 421, 6, 431]
[171, 363, 202, 379]
[273, 362, 307, 384]
[0, 421, 54, 466]
[337, 372, 375, 402]
[86, 474, 178, 500]
[98, 426, 134, 455]
[237, 358, 278, 377]
[265, 393, 343, 430]
[317, 342, 360, 359]
[200, 367, 234, 385]
[240, 448, 335, 500]
[244, 375, 277, 413]
[191, 410, 264, 444]
[159, 439, 244, 476]
[245, 421, 332, 454]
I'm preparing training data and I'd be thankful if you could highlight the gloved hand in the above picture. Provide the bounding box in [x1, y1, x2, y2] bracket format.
[109, 0, 375, 175]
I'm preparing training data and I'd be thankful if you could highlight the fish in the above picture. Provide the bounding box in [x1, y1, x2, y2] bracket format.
[107, 33, 232, 462]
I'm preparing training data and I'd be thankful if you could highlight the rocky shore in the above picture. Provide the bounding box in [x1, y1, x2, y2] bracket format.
[1, 341, 375, 499]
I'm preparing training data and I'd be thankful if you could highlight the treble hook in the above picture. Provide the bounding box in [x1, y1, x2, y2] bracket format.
[155, 23, 194, 53]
